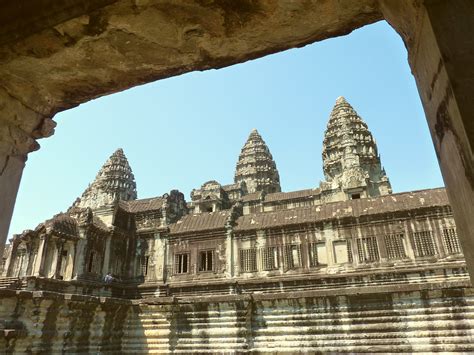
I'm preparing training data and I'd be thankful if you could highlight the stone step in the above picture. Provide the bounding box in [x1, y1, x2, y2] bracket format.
[253, 333, 474, 343]
[252, 312, 474, 326]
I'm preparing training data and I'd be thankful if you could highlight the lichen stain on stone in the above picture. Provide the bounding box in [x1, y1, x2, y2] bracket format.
[198, 0, 266, 36]
[434, 90, 453, 146]
[429, 58, 444, 98]
[39, 298, 62, 353]
[86, 10, 110, 37]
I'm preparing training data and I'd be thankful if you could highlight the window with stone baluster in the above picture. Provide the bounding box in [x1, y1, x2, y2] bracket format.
[239, 248, 257, 272]
[443, 228, 462, 255]
[141, 255, 150, 276]
[309, 242, 327, 267]
[174, 253, 190, 274]
[198, 250, 214, 272]
[356, 237, 380, 263]
[261, 246, 279, 270]
[411, 231, 437, 257]
[384, 234, 406, 260]
[284, 244, 301, 269]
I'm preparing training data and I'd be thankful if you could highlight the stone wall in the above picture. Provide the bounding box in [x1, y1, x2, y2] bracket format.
[0, 289, 129, 354]
[2, 281, 474, 353]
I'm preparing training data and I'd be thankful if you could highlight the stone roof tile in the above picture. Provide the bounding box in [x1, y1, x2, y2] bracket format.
[45, 213, 79, 237]
[222, 183, 241, 191]
[169, 211, 231, 234]
[235, 188, 448, 231]
[119, 197, 165, 213]
[241, 192, 262, 202]
[264, 188, 320, 203]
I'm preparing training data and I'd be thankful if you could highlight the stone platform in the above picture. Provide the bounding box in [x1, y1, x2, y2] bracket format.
[1, 269, 473, 353]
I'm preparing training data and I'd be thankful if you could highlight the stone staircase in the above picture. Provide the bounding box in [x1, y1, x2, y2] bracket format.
[120, 287, 474, 353]
[121, 299, 250, 353]
[2, 274, 474, 353]
[250, 291, 474, 353]
[0, 277, 23, 289]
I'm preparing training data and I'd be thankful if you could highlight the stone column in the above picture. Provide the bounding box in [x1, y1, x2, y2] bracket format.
[0, 91, 56, 258]
[72, 232, 87, 279]
[380, 0, 474, 281]
[162, 235, 169, 283]
[3, 239, 18, 277]
[101, 234, 112, 276]
[65, 241, 75, 280]
[153, 232, 165, 282]
[0, 140, 29, 258]
[32, 235, 47, 276]
[54, 240, 65, 279]
[225, 227, 234, 278]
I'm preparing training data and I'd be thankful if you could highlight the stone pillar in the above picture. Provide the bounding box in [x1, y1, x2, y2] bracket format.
[64, 241, 75, 280]
[153, 232, 164, 282]
[380, 0, 474, 281]
[3, 239, 18, 277]
[225, 227, 234, 278]
[101, 234, 112, 276]
[72, 234, 87, 279]
[162, 235, 169, 283]
[32, 235, 47, 276]
[0, 91, 55, 258]
[54, 240, 65, 279]
[0, 149, 26, 258]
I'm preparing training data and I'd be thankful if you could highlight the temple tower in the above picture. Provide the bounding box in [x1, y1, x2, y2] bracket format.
[234, 129, 281, 194]
[74, 148, 137, 209]
[321, 97, 391, 200]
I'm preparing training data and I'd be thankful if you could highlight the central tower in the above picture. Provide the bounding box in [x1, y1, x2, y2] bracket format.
[321, 96, 391, 200]
[234, 129, 281, 194]
[74, 148, 137, 209]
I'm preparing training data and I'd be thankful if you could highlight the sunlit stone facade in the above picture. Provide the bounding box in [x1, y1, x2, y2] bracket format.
[2, 97, 464, 286]
[1, 98, 471, 353]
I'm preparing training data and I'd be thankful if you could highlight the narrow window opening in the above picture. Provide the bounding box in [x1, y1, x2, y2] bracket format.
[284, 244, 301, 269]
[309, 242, 327, 267]
[199, 250, 214, 272]
[141, 255, 150, 276]
[87, 252, 94, 273]
[175, 253, 189, 274]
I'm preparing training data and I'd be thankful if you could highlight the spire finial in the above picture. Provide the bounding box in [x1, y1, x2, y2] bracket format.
[336, 96, 347, 104]
[249, 128, 260, 137]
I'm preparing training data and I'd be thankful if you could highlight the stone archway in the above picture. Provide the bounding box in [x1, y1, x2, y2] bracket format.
[0, 0, 473, 280]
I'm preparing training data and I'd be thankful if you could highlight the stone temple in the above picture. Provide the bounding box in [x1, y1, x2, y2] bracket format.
[1, 98, 473, 353]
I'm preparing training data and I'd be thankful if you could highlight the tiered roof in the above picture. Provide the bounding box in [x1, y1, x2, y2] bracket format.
[321, 97, 391, 196]
[167, 188, 448, 234]
[234, 129, 281, 194]
[74, 148, 137, 209]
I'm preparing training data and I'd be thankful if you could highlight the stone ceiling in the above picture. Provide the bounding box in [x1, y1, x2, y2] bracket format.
[0, 0, 383, 135]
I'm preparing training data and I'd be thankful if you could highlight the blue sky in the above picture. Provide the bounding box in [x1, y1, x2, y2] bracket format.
[9, 21, 444, 236]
